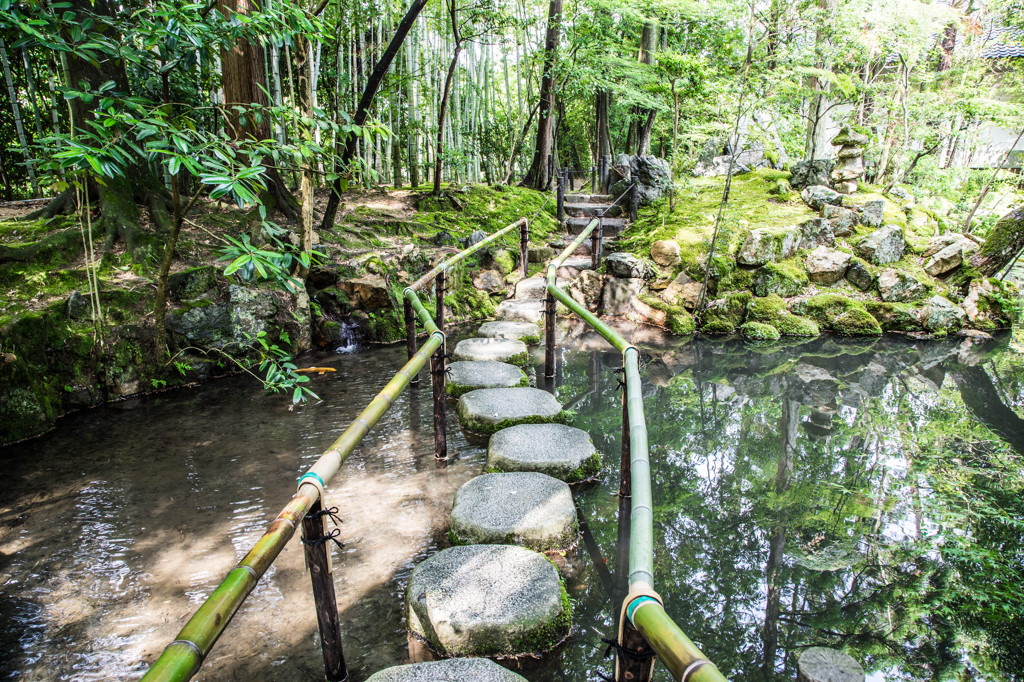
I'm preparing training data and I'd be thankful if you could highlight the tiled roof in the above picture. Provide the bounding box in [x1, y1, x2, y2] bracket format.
[982, 25, 1024, 59]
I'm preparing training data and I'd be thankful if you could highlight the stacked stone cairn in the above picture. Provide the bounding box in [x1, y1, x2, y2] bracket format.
[830, 126, 869, 194]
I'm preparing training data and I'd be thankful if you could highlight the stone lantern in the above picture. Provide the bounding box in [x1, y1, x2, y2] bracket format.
[830, 126, 869, 194]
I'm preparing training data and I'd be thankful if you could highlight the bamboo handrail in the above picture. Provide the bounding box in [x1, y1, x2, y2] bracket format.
[143, 219, 534, 681]
[545, 222, 726, 682]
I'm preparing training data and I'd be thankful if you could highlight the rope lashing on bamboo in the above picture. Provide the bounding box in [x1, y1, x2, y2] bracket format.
[300, 527, 345, 551]
[600, 637, 657, 661]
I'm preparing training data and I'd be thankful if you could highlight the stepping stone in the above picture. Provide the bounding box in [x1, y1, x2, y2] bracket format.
[487, 423, 603, 482]
[366, 659, 527, 682]
[452, 338, 528, 366]
[514, 276, 569, 300]
[566, 193, 613, 204]
[495, 299, 544, 324]
[567, 217, 627, 236]
[446, 361, 528, 398]
[406, 544, 571, 657]
[450, 472, 578, 551]
[478, 320, 541, 344]
[457, 387, 566, 435]
[557, 256, 594, 280]
[564, 203, 619, 218]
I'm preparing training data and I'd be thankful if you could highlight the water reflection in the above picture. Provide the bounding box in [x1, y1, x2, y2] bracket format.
[0, 327, 1022, 680]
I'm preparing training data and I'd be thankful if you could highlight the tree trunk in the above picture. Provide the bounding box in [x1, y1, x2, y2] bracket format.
[635, 20, 657, 156]
[320, 0, 429, 227]
[596, 89, 611, 160]
[963, 208, 1024, 278]
[433, 42, 462, 194]
[520, 0, 562, 190]
[0, 38, 40, 195]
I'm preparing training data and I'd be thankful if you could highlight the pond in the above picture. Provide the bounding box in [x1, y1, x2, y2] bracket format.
[1, 323, 1023, 681]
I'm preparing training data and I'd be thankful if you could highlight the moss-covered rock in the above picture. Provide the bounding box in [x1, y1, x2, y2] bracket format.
[698, 291, 752, 334]
[746, 295, 820, 337]
[739, 321, 781, 342]
[753, 260, 808, 297]
[863, 301, 923, 332]
[636, 295, 696, 335]
[791, 294, 882, 336]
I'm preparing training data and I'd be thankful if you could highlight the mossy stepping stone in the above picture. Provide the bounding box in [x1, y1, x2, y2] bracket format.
[478, 320, 542, 344]
[450, 472, 578, 551]
[487, 423, 602, 483]
[457, 387, 567, 435]
[495, 299, 544, 324]
[406, 544, 571, 657]
[365, 659, 527, 682]
[452, 338, 529, 366]
[446, 361, 528, 398]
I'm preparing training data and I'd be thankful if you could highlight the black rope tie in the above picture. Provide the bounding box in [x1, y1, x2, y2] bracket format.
[601, 637, 656, 661]
[302, 506, 345, 551]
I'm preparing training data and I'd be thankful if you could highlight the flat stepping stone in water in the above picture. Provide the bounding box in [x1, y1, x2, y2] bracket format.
[365, 658, 527, 682]
[478, 320, 542, 344]
[487, 423, 603, 483]
[450, 472, 578, 551]
[457, 387, 567, 435]
[446, 361, 527, 398]
[452, 338, 529, 366]
[406, 544, 571, 657]
[495, 299, 545, 324]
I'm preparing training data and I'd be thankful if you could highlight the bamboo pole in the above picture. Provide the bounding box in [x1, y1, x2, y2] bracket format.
[0, 38, 39, 196]
[142, 333, 443, 682]
[544, 222, 726, 682]
[407, 217, 526, 292]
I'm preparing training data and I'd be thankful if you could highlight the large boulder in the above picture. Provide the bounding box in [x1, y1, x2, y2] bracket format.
[662, 272, 704, 309]
[790, 159, 835, 189]
[855, 225, 905, 265]
[962, 279, 1016, 330]
[859, 200, 885, 229]
[801, 185, 844, 211]
[167, 265, 218, 301]
[567, 270, 603, 312]
[790, 294, 882, 336]
[365, 659, 527, 682]
[338, 276, 391, 310]
[798, 218, 835, 249]
[692, 137, 770, 177]
[922, 295, 966, 333]
[822, 204, 858, 237]
[650, 240, 681, 267]
[600, 277, 644, 317]
[612, 155, 673, 205]
[924, 243, 967, 276]
[406, 545, 571, 657]
[844, 257, 877, 292]
[605, 252, 651, 279]
[449, 472, 578, 551]
[737, 226, 800, 266]
[473, 269, 505, 293]
[753, 262, 809, 298]
[804, 246, 851, 285]
[923, 233, 976, 259]
[487, 423, 602, 482]
[877, 269, 928, 302]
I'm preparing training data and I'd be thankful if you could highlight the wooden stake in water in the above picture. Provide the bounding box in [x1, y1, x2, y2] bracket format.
[301, 499, 348, 682]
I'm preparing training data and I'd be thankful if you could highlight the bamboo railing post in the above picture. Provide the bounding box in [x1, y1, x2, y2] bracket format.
[301, 499, 348, 682]
[403, 298, 419, 384]
[520, 219, 529, 278]
[615, 608, 655, 682]
[432, 272, 447, 460]
[592, 164, 598, 193]
[556, 168, 565, 226]
[619, 363, 631, 498]
[544, 290, 556, 380]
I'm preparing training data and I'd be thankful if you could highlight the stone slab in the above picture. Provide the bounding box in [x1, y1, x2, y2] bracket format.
[477, 321, 542, 344]
[365, 659, 527, 682]
[457, 387, 566, 434]
[406, 544, 571, 657]
[496, 299, 545, 324]
[453, 338, 529, 366]
[451, 472, 578, 551]
[487, 423, 602, 482]
[445, 361, 528, 398]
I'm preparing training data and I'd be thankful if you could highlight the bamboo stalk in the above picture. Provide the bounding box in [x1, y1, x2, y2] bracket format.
[406, 217, 526, 291]
[142, 333, 443, 682]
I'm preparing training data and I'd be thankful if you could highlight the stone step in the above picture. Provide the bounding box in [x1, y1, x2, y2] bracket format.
[487, 423, 603, 482]
[567, 217, 628, 236]
[566, 193, 612, 204]
[564, 203, 620, 218]
[457, 387, 566, 435]
[446, 361, 528, 398]
[406, 544, 571, 658]
[366, 659, 527, 682]
[477, 320, 541, 344]
[495, 299, 544, 324]
[452, 338, 528, 366]
[514, 276, 568, 300]
[449, 472, 578, 552]
[557, 256, 594, 280]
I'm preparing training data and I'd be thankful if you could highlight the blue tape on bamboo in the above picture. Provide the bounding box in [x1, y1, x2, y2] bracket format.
[297, 471, 325, 491]
[626, 595, 660, 625]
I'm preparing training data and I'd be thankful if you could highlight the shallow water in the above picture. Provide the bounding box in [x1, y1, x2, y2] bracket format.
[1, 323, 1023, 681]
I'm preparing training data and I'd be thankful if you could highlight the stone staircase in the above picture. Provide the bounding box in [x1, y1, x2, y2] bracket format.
[564, 192, 628, 238]
[367, 194, 632, 681]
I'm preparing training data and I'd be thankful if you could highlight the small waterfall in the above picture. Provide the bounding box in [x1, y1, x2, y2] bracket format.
[335, 319, 360, 354]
